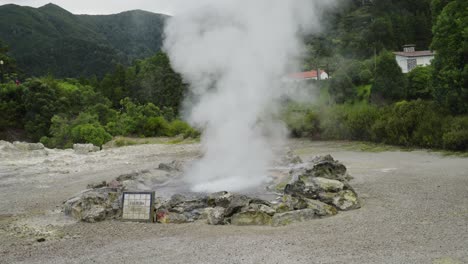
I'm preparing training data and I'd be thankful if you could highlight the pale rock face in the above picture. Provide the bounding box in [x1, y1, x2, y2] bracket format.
[13, 142, 45, 151]
[206, 207, 226, 225]
[231, 211, 272, 226]
[73, 144, 100, 154]
[332, 190, 361, 211]
[309, 177, 345, 192]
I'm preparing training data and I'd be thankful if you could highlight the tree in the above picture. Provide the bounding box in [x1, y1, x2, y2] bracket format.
[431, 0, 468, 114]
[329, 71, 357, 104]
[23, 78, 62, 141]
[406, 66, 433, 100]
[132, 52, 187, 112]
[371, 51, 407, 103]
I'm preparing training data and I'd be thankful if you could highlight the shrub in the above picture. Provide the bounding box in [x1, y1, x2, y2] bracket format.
[406, 66, 433, 100]
[371, 100, 446, 148]
[371, 50, 407, 103]
[282, 104, 320, 138]
[168, 120, 192, 137]
[143, 117, 170, 137]
[71, 124, 112, 147]
[329, 72, 357, 104]
[320, 104, 379, 140]
[443, 116, 468, 151]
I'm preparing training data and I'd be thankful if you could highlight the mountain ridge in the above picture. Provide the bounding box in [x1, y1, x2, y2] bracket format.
[0, 3, 168, 78]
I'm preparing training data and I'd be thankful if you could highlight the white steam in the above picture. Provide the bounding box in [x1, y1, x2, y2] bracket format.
[164, 0, 334, 192]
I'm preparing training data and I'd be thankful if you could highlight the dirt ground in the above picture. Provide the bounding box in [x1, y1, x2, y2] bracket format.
[0, 140, 467, 264]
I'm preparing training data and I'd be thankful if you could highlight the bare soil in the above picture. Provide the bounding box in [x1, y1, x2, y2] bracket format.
[0, 140, 467, 264]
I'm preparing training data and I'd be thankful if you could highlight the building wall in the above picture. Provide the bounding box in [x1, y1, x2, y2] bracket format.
[395, 55, 434, 73]
[395, 55, 409, 73]
[416, 56, 434, 67]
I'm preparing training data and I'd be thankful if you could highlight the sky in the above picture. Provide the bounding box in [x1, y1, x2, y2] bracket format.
[0, 0, 183, 15]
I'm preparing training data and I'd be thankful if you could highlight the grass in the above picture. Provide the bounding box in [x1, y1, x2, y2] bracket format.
[105, 136, 200, 148]
[294, 139, 468, 157]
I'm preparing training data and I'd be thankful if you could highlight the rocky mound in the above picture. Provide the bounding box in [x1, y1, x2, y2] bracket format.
[63, 155, 361, 226]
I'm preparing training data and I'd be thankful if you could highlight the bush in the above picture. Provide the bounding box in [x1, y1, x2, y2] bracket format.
[320, 104, 379, 140]
[143, 117, 170, 137]
[71, 124, 112, 147]
[371, 51, 407, 103]
[443, 117, 468, 151]
[406, 66, 433, 100]
[371, 100, 446, 148]
[329, 72, 357, 104]
[282, 104, 320, 138]
[168, 120, 192, 137]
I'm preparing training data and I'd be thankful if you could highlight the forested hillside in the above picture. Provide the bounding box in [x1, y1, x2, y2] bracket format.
[0, 0, 466, 151]
[0, 3, 167, 78]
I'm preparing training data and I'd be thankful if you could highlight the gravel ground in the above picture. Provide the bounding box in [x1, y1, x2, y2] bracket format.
[0, 140, 467, 264]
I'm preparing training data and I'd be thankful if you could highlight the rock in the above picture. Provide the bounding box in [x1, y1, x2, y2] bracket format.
[303, 198, 338, 216]
[272, 209, 320, 226]
[63, 188, 122, 223]
[289, 155, 349, 182]
[224, 194, 251, 217]
[332, 190, 361, 211]
[157, 212, 189, 224]
[13, 142, 45, 151]
[206, 207, 225, 225]
[87, 181, 107, 189]
[73, 144, 100, 154]
[158, 160, 183, 172]
[317, 192, 336, 204]
[207, 191, 232, 207]
[284, 178, 319, 199]
[277, 150, 303, 166]
[231, 211, 272, 226]
[275, 195, 307, 213]
[167, 194, 208, 219]
[310, 177, 344, 192]
[308, 155, 348, 181]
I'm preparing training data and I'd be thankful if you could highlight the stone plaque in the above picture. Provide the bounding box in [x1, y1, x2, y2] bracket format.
[122, 192, 155, 222]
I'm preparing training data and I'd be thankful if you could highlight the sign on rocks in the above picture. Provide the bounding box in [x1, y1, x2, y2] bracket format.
[63, 155, 361, 226]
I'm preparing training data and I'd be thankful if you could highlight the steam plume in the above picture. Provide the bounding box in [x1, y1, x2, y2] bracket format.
[164, 0, 334, 192]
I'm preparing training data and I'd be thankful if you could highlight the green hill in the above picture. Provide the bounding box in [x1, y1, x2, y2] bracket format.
[0, 3, 168, 78]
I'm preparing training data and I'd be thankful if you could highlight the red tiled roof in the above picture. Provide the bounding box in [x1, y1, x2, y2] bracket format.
[289, 70, 326, 79]
[393, 50, 435, 57]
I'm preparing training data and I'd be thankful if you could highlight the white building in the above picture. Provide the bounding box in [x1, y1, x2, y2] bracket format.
[394, 44, 435, 73]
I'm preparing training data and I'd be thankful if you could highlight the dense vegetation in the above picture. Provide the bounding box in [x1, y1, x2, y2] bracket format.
[0, 48, 196, 148]
[0, 1, 466, 152]
[0, 3, 167, 78]
[289, 0, 468, 151]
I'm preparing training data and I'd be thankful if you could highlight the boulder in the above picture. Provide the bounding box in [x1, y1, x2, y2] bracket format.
[13, 141, 45, 151]
[158, 160, 183, 172]
[272, 209, 320, 226]
[207, 191, 232, 208]
[206, 207, 226, 225]
[303, 198, 338, 216]
[231, 211, 272, 226]
[73, 144, 100, 154]
[63, 188, 122, 223]
[167, 194, 208, 220]
[332, 190, 361, 211]
[245, 204, 277, 216]
[276, 150, 303, 166]
[308, 155, 348, 181]
[289, 155, 349, 182]
[310, 177, 344, 192]
[224, 194, 251, 217]
[157, 211, 189, 224]
[275, 195, 307, 213]
[0, 140, 17, 151]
